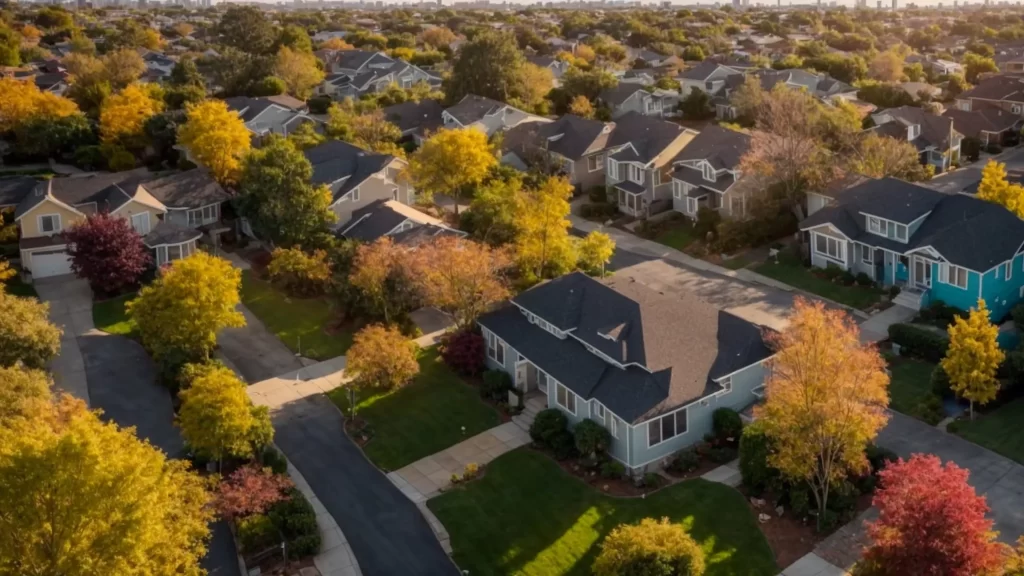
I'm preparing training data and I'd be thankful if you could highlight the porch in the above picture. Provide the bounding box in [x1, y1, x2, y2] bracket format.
[615, 181, 647, 218]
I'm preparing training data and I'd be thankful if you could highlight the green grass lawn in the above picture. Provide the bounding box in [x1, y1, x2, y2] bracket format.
[753, 253, 884, 310]
[240, 271, 351, 360]
[428, 449, 778, 576]
[328, 348, 501, 471]
[952, 398, 1024, 464]
[887, 358, 943, 425]
[654, 224, 698, 251]
[92, 293, 136, 336]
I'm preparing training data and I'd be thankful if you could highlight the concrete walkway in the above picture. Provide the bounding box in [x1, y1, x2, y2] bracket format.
[779, 553, 848, 576]
[34, 276, 93, 404]
[858, 303, 917, 343]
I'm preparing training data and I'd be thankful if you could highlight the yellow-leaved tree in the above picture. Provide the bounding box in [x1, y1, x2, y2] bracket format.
[0, 395, 213, 575]
[977, 159, 1024, 218]
[515, 175, 577, 279]
[0, 364, 52, 424]
[941, 299, 1004, 420]
[0, 76, 80, 133]
[273, 46, 325, 100]
[576, 230, 616, 276]
[177, 99, 252, 185]
[0, 290, 62, 369]
[99, 83, 164, 148]
[408, 127, 496, 212]
[757, 297, 890, 528]
[127, 252, 245, 361]
[177, 365, 272, 466]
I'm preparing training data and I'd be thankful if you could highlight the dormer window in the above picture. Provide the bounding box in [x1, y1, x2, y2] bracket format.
[908, 124, 920, 140]
[702, 163, 716, 182]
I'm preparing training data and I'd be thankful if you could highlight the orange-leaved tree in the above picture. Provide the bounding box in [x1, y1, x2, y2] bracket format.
[412, 237, 511, 330]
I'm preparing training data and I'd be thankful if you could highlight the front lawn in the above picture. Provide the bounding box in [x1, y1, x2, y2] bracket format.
[654, 224, 698, 251]
[951, 398, 1024, 465]
[753, 253, 884, 310]
[92, 293, 136, 337]
[428, 449, 778, 576]
[887, 358, 943, 425]
[240, 270, 351, 360]
[328, 348, 502, 471]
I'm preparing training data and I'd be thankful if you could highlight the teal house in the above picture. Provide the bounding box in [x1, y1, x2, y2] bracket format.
[801, 177, 1024, 321]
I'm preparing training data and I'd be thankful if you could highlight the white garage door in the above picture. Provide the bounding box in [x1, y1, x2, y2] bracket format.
[32, 250, 73, 279]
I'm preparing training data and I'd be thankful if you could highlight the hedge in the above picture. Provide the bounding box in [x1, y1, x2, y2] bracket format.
[888, 323, 949, 363]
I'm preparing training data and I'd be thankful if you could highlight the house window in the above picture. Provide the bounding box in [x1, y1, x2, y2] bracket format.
[486, 332, 505, 364]
[1007, 261, 1014, 280]
[861, 244, 873, 264]
[672, 180, 683, 199]
[608, 160, 618, 180]
[38, 214, 61, 234]
[895, 224, 908, 241]
[628, 164, 643, 185]
[587, 154, 604, 172]
[702, 163, 715, 182]
[868, 216, 882, 234]
[610, 415, 618, 439]
[909, 124, 920, 139]
[1014, 104, 1023, 114]
[814, 234, 845, 262]
[720, 375, 732, 394]
[556, 382, 576, 414]
[942, 263, 969, 289]
[685, 197, 698, 215]
[594, 402, 605, 420]
[730, 196, 744, 216]
[647, 408, 688, 448]
[130, 212, 150, 235]
[187, 205, 218, 227]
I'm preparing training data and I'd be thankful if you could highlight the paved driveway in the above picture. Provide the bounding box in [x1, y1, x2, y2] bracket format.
[35, 276, 92, 403]
[271, 394, 459, 576]
[218, 305, 304, 383]
[877, 411, 1024, 542]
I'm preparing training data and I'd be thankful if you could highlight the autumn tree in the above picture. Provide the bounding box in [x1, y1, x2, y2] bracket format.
[848, 133, 934, 182]
[288, 120, 325, 150]
[178, 365, 273, 465]
[466, 168, 523, 245]
[515, 63, 554, 113]
[346, 324, 420, 394]
[869, 50, 905, 82]
[64, 212, 152, 296]
[593, 518, 706, 576]
[757, 298, 889, 528]
[215, 464, 294, 520]
[422, 26, 457, 50]
[127, 252, 245, 361]
[862, 454, 1004, 576]
[408, 127, 496, 212]
[238, 135, 336, 246]
[413, 237, 511, 329]
[567, 95, 595, 119]
[577, 230, 616, 276]
[941, 299, 1004, 420]
[273, 46, 325, 99]
[326, 101, 403, 155]
[0, 365, 51, 425]
[0, 396, 212, 575]
[977, 159, 1024, 218]
[318, 37, 354, 51]
[99, 83, 164, 153]
[0, 25, 19, 67]
[177, 99, 252, 184]
[516, 176, 576, 279]
[0, 291, 61, 369]
[963, 52, 998, 83]
[0, 76, 80, 133]
[349, 238, 420, 322]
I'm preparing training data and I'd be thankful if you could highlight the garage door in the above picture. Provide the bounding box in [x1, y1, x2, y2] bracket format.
[32, 250, 73, 279]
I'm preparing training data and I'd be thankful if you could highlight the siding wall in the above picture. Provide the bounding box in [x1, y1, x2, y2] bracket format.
[930, 262, 982, 312]
[572, 153, 607, 191]
[978, 253, 1024, 321]
[332, 175, 400, 226]
[18, 200, 84, 238]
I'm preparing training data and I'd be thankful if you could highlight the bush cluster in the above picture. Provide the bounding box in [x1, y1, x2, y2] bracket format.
[438, 329, 486, 377]
[266, 247, 332, 297]
[888, 323, 949, 363]
[480, 370, 512, 403]
[236, 488, 321, 558]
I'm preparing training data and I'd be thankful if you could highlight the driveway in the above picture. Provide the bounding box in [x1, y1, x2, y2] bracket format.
[218, 304, 304, 383]
[877, 411, 1024, 542]
[271, 394, 459, 576]
[35, 276, 92, 403]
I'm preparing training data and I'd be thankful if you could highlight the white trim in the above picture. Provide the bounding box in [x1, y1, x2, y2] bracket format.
[813, 233, 846, 264]
[940, 262, 969, 289]
[587, 153, 604, 173]
[37, 213, 62, 234]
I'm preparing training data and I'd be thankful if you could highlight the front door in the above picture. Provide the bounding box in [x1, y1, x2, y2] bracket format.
[913, 257, 932, 289]
[515, 362, 527, 391]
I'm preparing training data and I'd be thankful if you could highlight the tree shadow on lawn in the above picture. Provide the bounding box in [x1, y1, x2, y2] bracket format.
[427, 449, 778, 576]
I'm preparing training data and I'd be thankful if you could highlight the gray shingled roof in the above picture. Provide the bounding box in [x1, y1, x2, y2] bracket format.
[383, 99, 445, 134]
[143, 220, 202, 248]
[0, 176, 38, 208]
[140, 169, 229, 209]
[672, 125, 750, 170]
[598, 84, 646, 108]
[303, 140, 394, 201]
[445, 94, 508, 125]
[605, 112, 685, 164]
[502, 114, 612, 161]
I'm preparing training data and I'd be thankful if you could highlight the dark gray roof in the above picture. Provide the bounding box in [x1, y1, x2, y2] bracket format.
[388, 223, 464, 246]
[303, 140, 394, 201]
[614, 180, 646, 194]
[598, 84, 646, 108]
[679, 60, 731, 81]
[502, 114, 612, 161]
[479, 272, 771, 423]
[606, 112, 686, 164]
[672, 166, 736, 194]
[140, 169, 229, 209]
[874, 106, 957, 150]
[801, 177, 1024, 271]
[943, 107, 1022, 139]
[0, 176, 37, 208]
[382, 99, 445, 134]
[143, 220, 202, 247]
[334, 49, 386, 71]
[340, 199, 408, 242]
[672, 125, 750, 170]
[445, 94, 508, 125]
[959, 75, 1024, 103]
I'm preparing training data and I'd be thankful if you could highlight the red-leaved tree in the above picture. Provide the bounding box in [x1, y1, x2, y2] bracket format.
[862, 454, 1004, 576]
[215, 464, 294, 520]
[65, 212, 152, 296]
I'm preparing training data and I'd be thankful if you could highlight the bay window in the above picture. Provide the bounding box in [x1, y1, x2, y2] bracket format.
[941, 263, 969, 289]
[648, 408, 687, 448]
[814, 234, 845, 262]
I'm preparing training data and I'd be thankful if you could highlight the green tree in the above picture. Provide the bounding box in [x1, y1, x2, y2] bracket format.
[169, 56, 205, 88]
[127, 252, 245, 360]
[0, 25, 19, 67]
[238, 135, 336, 247]
[444, 31, 528, 104]
[0, 291, 61, 369]
[14, 113, 94, 159]
[288, 120, 324, 150]
[217, 5, 277, 54]
[963, 52, 998, 83]
[679, 87, 713, 120]
[277, 24, 313, 52]
[941, 299, 1004, 420]
[593, 518, 706, 576]
[466, 167, 523, 245]
[408, 127, 496, 212]
[178, 365, 272, 465]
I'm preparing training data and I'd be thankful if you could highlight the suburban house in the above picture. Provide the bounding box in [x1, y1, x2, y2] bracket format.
[223, 96, 318, 138]
[800, 177, 1024, 318]
[668, 125, 752, 220]
[943, 107, 1023, 147]
[870, 106, 962, 172]
[478, 271, 774, 475]
[382, 99, 445, 144]
[303, 140, 414, 228]
[527, 55, 570, 83]
[995, 49, 1024, 73]
[597, 84, 669, 119]
[339, 199, 464, 244]
[755, 68, 858, 101]
[441, 94, 550, 137]
[501, 114, 614, 192]
[8, 169, 229, 279]
[604, 112, 698, 217]
[955, 75, 1024, 114]
[677, 60, 743, 99]
[315, 50, 440, 99]
[628, 48, 669, 68]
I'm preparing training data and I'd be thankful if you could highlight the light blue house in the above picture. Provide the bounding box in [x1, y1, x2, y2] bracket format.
[477, 272, 774, 475]
[801, 177, 1024, 321]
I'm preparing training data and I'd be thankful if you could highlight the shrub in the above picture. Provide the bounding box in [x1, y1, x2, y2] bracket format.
[600, 460, 626, 479]
[462, 462, 479, 480]
[694, 206, 722, 241]
[712, 408, 743, 442]
[1013, 303, 1024, 333]
[480, 370, 512, 403]
[1004, 349, 1024, 394]
[865, 443, 898, 475]
[549, 429, 577, 460]
[788, 482, 812, 518]
[706, 446, 738, 463]
[237, 514, 277, 553]
[260, 445, 289, 475]
[307, 95, 332, 114]
[839, 270, 857, 286]
[987, 144, 1003, 155]
[918, 301, 967, 328]
[438, 329, 486, 376]
[592, 518, 706, 576]
[573, 419, 612, 456]
[855, 272, 874, 287]
[579, 202, 620, 220]
[267, 488, 321, 559]
[826, 479, 860, 524]
[266, 247, 332, 297]
[529, 408, 568, 446]
[914, 394, 945, 425]
[588, 186, 610, 203]
[669, 448, 701, 474]
[888, 323, 949, 363]
[738, 420, 780, 494]
[713, 218, 750, 254]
